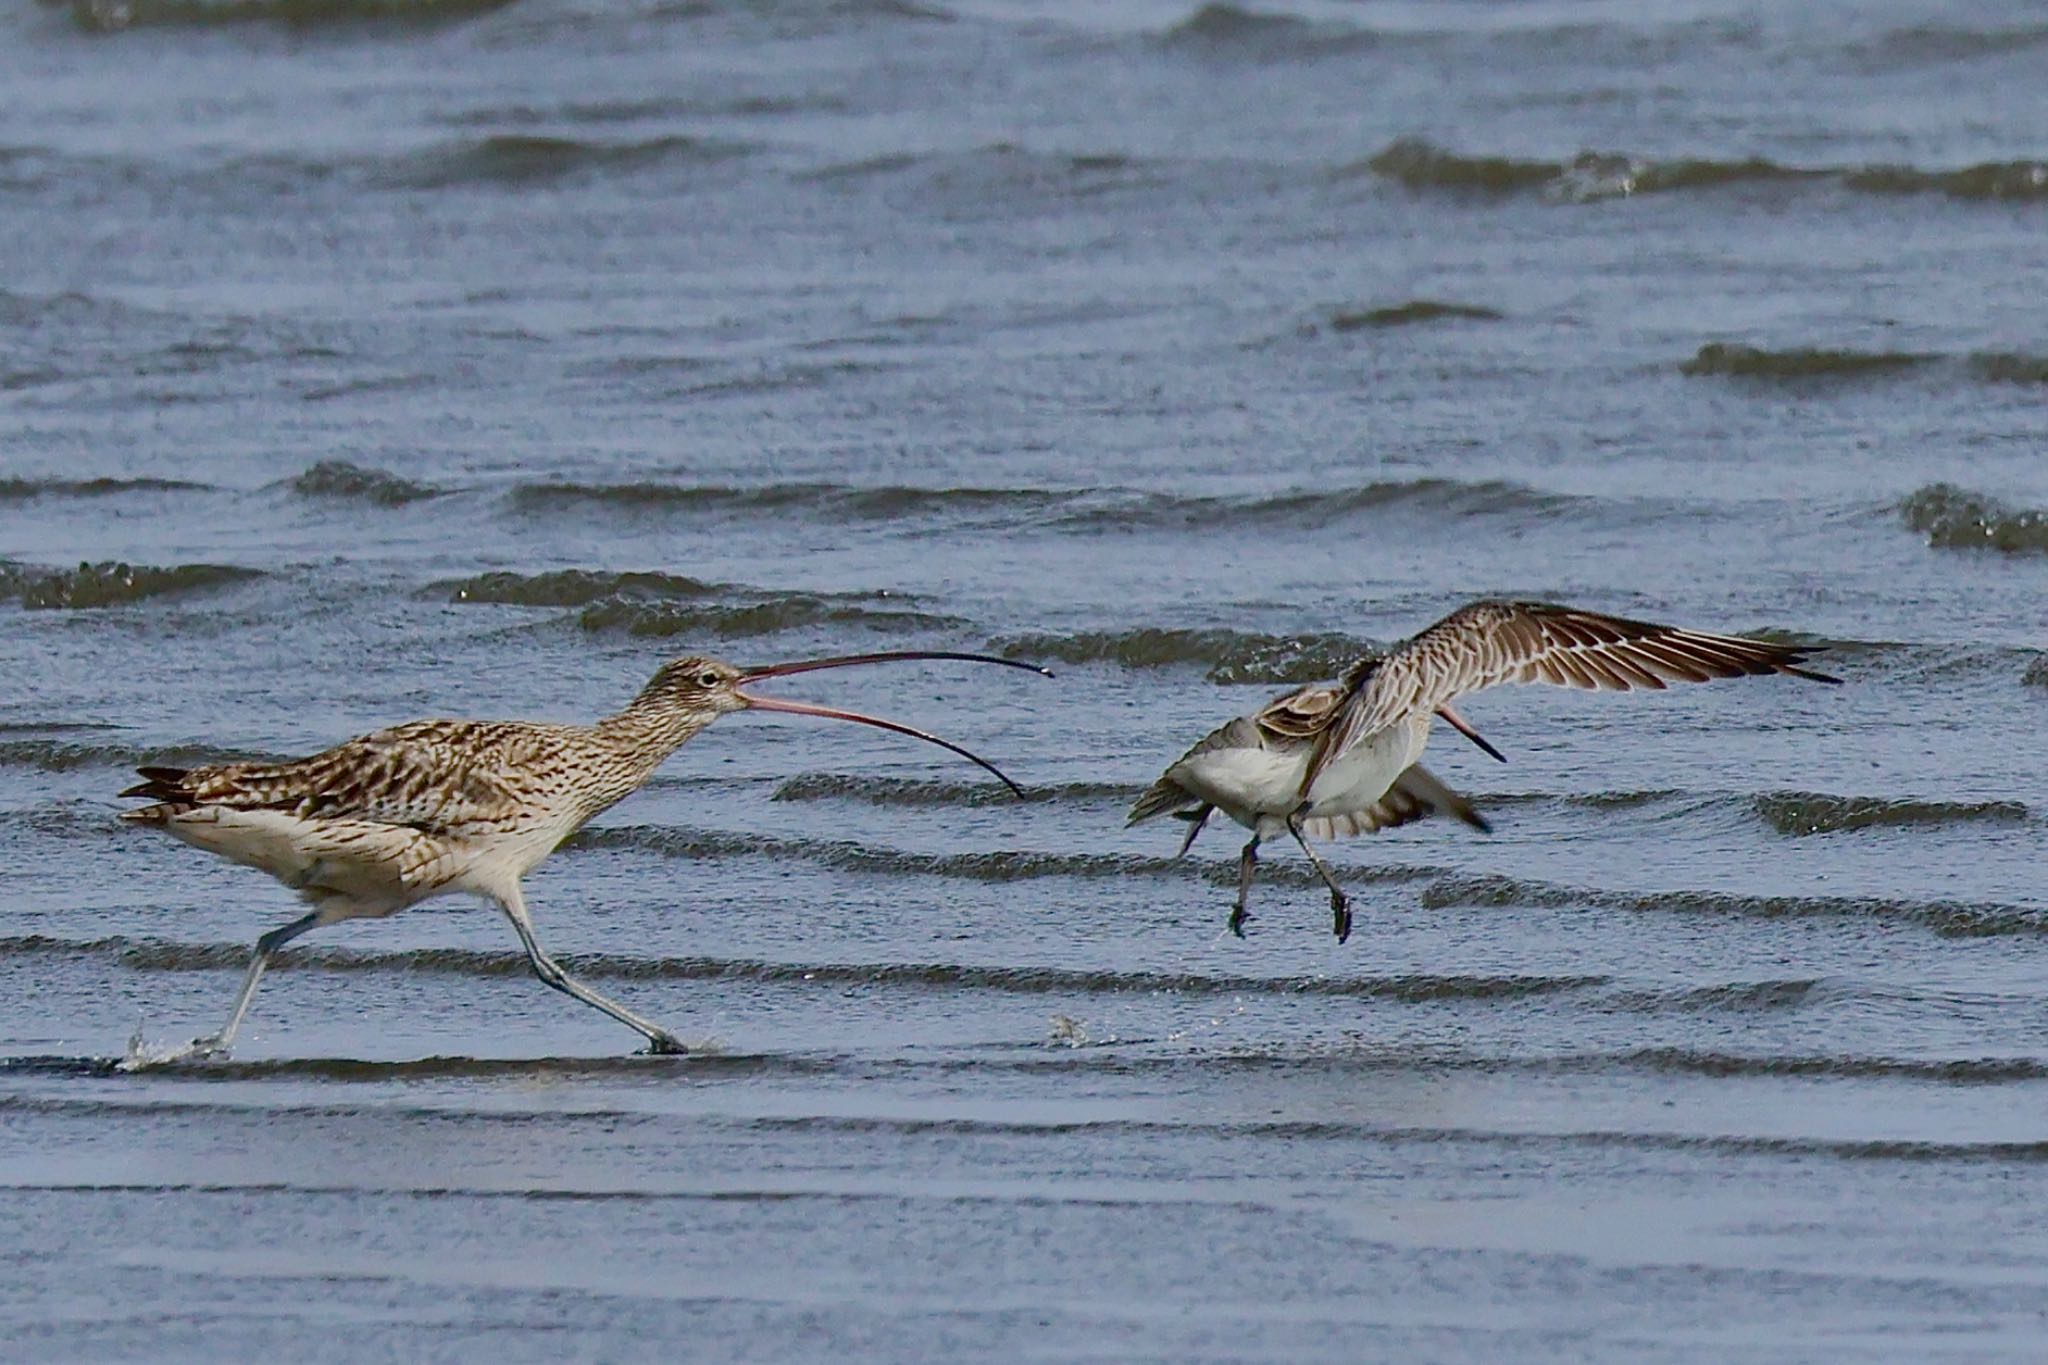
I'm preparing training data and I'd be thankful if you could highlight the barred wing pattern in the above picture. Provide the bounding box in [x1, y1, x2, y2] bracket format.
[121, 720, 557, 836]
[1307, 600, 1840, 790]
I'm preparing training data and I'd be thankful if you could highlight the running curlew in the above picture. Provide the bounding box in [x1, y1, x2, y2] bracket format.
[120, 650, 1047, 1062]
[1128, 601, 1839, 942]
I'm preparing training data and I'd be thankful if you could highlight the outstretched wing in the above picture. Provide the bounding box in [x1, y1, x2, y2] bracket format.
[121, 720, 548, 836]
[1305, 600, 1839, 789]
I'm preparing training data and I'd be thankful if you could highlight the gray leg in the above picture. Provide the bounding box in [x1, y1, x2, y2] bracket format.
[499, 885, 684, 1056]
[1228, 836, 1261, 938]
[190, 910, 322, 1059]
[1286, 815, 1352, 943]
[1173, 804, 1213, 859]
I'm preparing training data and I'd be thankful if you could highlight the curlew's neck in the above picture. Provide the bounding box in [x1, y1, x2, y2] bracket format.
[585, 694, 722, 809]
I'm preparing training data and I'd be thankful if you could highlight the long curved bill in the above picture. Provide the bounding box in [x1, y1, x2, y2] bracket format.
[736, 650, 1048, 798]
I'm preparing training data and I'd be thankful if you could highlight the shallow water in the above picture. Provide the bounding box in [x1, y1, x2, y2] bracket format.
[2, 0, 2046, 1359]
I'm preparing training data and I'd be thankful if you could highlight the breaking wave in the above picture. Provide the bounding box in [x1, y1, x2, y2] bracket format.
[0, 476, 209, 499]
[991, 628, 1373, 684]
[0, 738, 272, 772]
[575, 598, 961, 639]
[1327, 300, 1503, 331]
[1899, 483, 2048, 555]
[70, 0, 512, 30]
[431, 569, 727, 607]
[505, 477, 1574, 533]
[288, 460, 441, 506]
[380, 134, 757, 190]
[1363, 137, 2048, 203]
[1753, 791, 2028, 836]
[0, 933, 1597, 1001]
[1419, 873, 2048, 938]
[568, 824, 1435, 891]
[0, 560, 262, 609]
[1680, 343, 1936, 379]
[508, 480, 1073, 521]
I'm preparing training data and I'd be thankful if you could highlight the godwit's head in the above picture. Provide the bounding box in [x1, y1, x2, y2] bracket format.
[636, 649, 1051, 796]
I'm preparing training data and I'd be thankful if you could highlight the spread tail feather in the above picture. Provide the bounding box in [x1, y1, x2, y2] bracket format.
[1394, 764, 1490, 833]
[1126, 775, 1199, 826]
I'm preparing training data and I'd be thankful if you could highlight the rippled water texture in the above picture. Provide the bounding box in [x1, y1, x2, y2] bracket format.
[3, 0, 2046, 1359]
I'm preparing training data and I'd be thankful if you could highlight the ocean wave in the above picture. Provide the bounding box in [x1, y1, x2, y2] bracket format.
[508, 480, 1074, 521]
[575, 598, 961, 639]
[1155, 3, 1380, 59]
[1855, 22, 2048, 70]
[1327, 300, 1503, 331]
[0, 933, 1598, 1002]
[1363, 138, 2048, 204]
[1, 560, 262, 610]
[1680, 342, 1936, 380]
[1844, 162, 2048, 201]
[1899, 483, 2048, 555]
[431, 569, 727, 607]
[771, 773, 1131, 808]
[288, 460, 441, 506]
[1595, 1047, 2048, 1083]
[568, 824, 1435, 891]
[0, 476, 209, 500]
[1055, 480, 1575, 531]
[70, 0, 512, 31]
[1419, 873, 2048, 938]
[382, 133, 756, 191]
[2025, 656, 2048, 689]
[1754, 791, 2028, 836]
[505, 477, 1569, 533]
[1362, 138, 1819, 201]
[991, 628, 1372, 684]
[0, 738, 271, 772]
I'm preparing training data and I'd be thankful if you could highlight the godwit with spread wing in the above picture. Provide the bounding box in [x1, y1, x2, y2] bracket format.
[1128, 601, 1840, 942]
[120, 650, 1048, 1062]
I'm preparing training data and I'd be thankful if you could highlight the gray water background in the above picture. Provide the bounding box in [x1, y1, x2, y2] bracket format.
[2, 0, 2047, 1359]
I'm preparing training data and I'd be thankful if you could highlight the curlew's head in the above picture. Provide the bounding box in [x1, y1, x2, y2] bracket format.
[630, 649, 1051, 797]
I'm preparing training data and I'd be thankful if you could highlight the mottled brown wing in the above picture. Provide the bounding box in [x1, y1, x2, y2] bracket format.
[1305, 600, 1839, 789]
[122, 720, 543, 835]
[1250, 685, 1342, 742]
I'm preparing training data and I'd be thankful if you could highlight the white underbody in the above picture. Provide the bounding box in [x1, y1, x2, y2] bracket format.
[1168, 714, 1430, 837]
[153, 804, 577, 923]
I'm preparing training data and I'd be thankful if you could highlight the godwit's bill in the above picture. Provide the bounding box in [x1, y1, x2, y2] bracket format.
[118, 648, 1047, 1065]
[1127, 599, 1841, 942]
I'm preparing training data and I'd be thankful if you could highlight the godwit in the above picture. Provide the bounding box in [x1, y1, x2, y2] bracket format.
[1128, 600, 1840, 942]
[120, 649, 1047, 1062]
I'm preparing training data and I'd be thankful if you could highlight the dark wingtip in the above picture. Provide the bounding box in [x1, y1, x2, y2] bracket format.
[1784, 663, 1844, 685]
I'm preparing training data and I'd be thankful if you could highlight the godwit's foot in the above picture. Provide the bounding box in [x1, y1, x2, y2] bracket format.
[644, 1031, 688, 1057]
[1330, 894, 1353, 945]
[117, 1030, 225, 1071]
[1227, 906, 1252, 938]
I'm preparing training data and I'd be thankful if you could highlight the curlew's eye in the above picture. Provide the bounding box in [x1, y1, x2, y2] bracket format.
[697, 671, 721, 688]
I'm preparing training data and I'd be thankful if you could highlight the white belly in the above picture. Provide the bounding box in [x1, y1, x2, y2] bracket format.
[1170, 715, 1429, 831]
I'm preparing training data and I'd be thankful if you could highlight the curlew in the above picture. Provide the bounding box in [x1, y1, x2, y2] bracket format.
[1128, 600, 1839, 942]
[120, 650, 1047, 1062]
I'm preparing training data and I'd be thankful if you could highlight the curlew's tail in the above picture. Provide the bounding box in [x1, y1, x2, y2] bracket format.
[1127, 775, 1200, 826]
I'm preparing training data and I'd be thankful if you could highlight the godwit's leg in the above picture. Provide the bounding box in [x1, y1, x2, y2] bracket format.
[498, 885, 685, 1056]
[1173, 804, 1213, 859]
[1285, 815, 1351, 943]
[1228, 835, 1261, 938]
[189, 909, 323, 1058]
